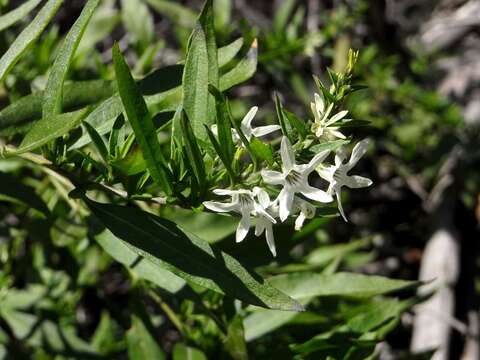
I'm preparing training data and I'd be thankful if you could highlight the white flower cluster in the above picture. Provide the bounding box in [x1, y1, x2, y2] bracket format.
[204, 93, 372, 257]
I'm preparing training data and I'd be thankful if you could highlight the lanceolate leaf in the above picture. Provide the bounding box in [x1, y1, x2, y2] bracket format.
[43, 0, 100, 117]
[127, 316, 165, 360]
[96, 229, 185, 293]
[180, 111, 206, 190]
[218, 37, 243, 67]
[0, 80, 115, 131]
[209, 85, 235, 166]
[112, 44, 172, 195]
[0, 0, 42, 32]
[13, 108, 89, 155]
[85, 198, 303, 311]
[268, 272, 418, 299]
[182, 0, 218, 140]
[219, 39, 257, 91]
[0, 0, 63, 82]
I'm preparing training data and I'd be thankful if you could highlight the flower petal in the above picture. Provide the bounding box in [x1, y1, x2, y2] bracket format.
[328, 128, 346, 140]
[279, 188, 294, 222]
[213, 189, 237, 196]
[251, 125, 281, 138]
[314, 93, 325, 114]
[335, 189, 348, 222]
[316, 165, 335, 182]
[253, 187, 271, 208]
[210, 124, 218, 136]
[300, 185, 333, 203]
[236, 214, 251, 243]
[261, 170, 285, 185]
[255, 218, 266, 236]
[304, 149, 330, 174]
[203, 201, 237, 213]
[294, 212, 306, 231]
[345, 175, 372, 189]
[265, 224, 277, 257]
[280, 136, 295, 172]
[240, 106, 258, 135]
[348, 139, 370, 169]
[326, 110, 348, 125]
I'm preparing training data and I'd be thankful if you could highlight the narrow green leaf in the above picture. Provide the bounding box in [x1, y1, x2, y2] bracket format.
[127, 315, 165, 360]
[85, 198, 304, 311]
[172, 344, 207, 360]
[274, 92, 293, 142]
[182, 0, 218, 140]
[224, 316, 249, 360]
[219, 39, 257, 91]
[144, 0, 196, 28]
[13, 108, 89, 155]
[43, 0, 100, 118]
[180, 110, 206, 190]
[284, 109, 307, 139]
[250, 138, 274, 165]
[310, 139, 350, 154]
[269, 272, 418, 299]
[205, 125, 235, 183]
[218, 37, 243, 67]
[0, 0, 42, 32]
[83, 121, 108, 162]
[120, 0, 154, 48]
[0, 172, 50, 216]
[209, 85, 235, 165]
[0, 80, 115, 131]
[0, 0, 63, 82]
[273, 0, 295, 33]
[108, 115, 125, 157]
[96, 229, 185, 293]
[112, 44, 172, 195]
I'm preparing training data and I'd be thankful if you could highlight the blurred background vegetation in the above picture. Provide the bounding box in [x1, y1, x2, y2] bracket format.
[0, 0, 479, 359]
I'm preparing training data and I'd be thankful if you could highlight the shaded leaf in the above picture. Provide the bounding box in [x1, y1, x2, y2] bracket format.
[219, 39, 257, 91]
[0, 0, 63, 82]
[113, 44, 172, 195]
[43, 0, 100, 117]
[127, 315, 165, 360]
[0, 0, 42, 32]
[13, 108, 89, 154]
[173, 343, 207, 360]
[85, 198, 303, 311]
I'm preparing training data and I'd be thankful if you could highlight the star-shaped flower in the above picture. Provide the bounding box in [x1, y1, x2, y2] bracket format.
[203, 188, 276, 244]
[310, 93, 348, 140]
[212, 106, 281, 144]
[292, 197, 316, 231]
[317, 139, 372, 221]
[261, 136, 333, 222]
[252, 187, 278, 257]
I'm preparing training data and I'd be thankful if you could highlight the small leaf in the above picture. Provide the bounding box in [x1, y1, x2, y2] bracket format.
[172, 344, 207, 360]
[95, 229, 185, 293]
[284, 109, 307, 139]
[205, 125, 236, 183]
[0, 80, 115, 132]
[0, 0, 42, 32]
[83, 121, 108, 162]
[113, 43, 172, 195]
[121, 0, 154, 48]
[0, 0, 63, 82]
[180, 110, 206, 190]
[224, 316, 249, 360]
[250, 138, 274, 165]
[219, 39, 257, 91]
[144, 0, 196, 28]
[209, 85, 235, 165]
[85, 198, 303, 311]
[127, 315, 165, 360]
[269, 272, 418, 299]
[309, 139, 350, 154]
[13, 109, 89, 154]
[43, 0, 100, 118]
[182, 0, 218, 140]
[218, 37, 243, 67]
[274, 92, 293, 142]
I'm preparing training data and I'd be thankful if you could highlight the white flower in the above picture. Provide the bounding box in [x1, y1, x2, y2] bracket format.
[203, 188, 276, 244]
[212, 106, 281, 144]
[261, 136, 333, 222]
[252, 187, 278, 257]
[310, 93, 348, 140]
[317, 139, 373, 221]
